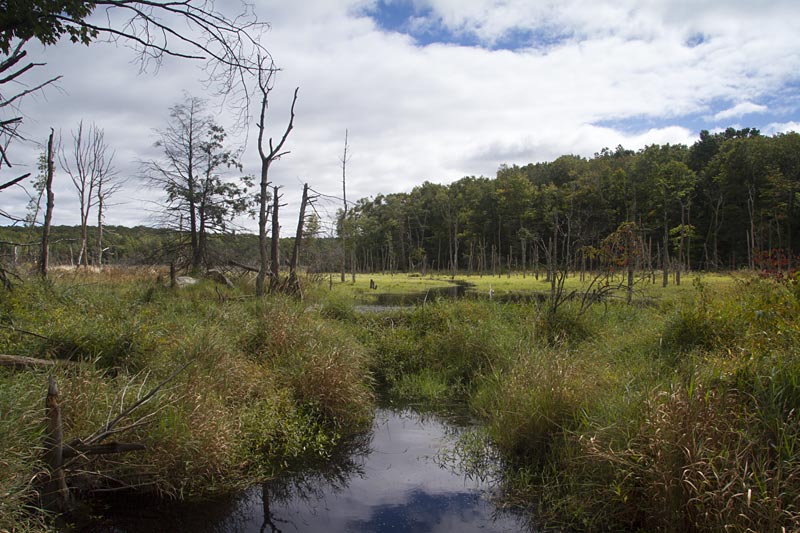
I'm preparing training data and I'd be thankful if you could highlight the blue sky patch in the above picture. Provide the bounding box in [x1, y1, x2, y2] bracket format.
[593, 94, 799, 140]
[685, 33, 707, 48]
[362, 0, 570, 51]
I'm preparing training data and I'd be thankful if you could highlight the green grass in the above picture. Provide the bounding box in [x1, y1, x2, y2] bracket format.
[0, 269, 374, 529]
[4, 267, 796, 531]
[317, 269, 736, 303]
[342, 271, 800, 531]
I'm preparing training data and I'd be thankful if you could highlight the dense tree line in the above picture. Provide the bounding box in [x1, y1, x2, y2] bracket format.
[342, 129, 800, 277]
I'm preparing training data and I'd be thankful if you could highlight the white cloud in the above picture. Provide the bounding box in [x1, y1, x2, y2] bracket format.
[713, 101, 768, 121]
[765, 121, 800, 135]
[1, 0, 799, 234]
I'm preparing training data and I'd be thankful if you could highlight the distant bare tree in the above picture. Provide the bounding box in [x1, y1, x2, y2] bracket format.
[254, 58, 298, 297]
[1, 0, 270, 222]
[95, 163, 123, 267]
[340, 129, 350, 283]
[40, 128, 56, 278]
[59, 121, 115, 267]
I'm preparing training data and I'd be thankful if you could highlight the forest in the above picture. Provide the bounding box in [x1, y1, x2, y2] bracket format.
[341, 128, 800, 277]
[3, 128, 799, 283]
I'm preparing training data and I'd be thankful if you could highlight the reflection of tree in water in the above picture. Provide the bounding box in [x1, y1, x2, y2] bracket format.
[258, 430, 372, 532]
[259, 483, 284, 533]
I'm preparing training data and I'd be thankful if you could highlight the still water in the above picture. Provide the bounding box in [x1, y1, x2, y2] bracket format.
[89, 408, 529, 532]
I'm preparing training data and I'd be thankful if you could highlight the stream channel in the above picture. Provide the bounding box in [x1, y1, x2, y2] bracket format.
[88, 405, 531, 532]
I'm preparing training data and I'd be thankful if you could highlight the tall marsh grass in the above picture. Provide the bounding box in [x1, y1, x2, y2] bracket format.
[352, 274, 800, 531]
[0, 271, 373, 528]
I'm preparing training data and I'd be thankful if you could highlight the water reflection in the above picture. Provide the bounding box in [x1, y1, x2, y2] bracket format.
[360, 281, 471, 307]
[249, 408, 527, 532]
[357, 280, 552, 310]
[85, 409, 528, 532]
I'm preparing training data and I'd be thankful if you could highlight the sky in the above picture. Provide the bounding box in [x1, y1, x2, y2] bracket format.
[2, 0, 800, 236]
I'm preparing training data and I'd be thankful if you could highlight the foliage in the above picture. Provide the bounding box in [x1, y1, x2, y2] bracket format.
[0, 0, 96, 53]
[0, 270, 373, 528]
[336, 272, 800, 531]
[335, 130, 799, 277]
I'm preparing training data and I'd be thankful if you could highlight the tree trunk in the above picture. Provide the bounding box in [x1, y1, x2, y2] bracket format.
[43, 376, 69, 512]
[269, 186, 280, 292]
[256, 161, 271, 297]
[41, 129, 55, 279]
[788, 184, 795, 271]
[663, 207, 669, 287]
[340, 130, 348, 283]
[747, 185, 756, 269]
[288, 184, 309, 297]
[96, 183, 104, 268]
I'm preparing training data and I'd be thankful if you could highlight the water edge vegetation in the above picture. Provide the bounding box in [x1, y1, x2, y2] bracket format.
[1, 268, 799, 531]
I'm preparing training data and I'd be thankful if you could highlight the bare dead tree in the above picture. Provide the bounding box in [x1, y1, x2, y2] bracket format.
[254, 58, 298, 297]
[269, 185, 283, 293]
[95, 166, 123, 267]
[287, 183, 318, 298]
[340, 129, 349, 283]
[1, 1, 270, 222]
[59, 121, 115, 267]
[2, 1, 269, 118]
[40, 128, 55, 278]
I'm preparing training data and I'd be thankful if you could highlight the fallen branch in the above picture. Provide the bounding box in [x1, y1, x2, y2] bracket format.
[0, 354, 54, 368]
[0, 323, 51, 340]
[228, 259, 259, 272]
[63, 441, 146, 459]
[40, 361, 193, 504]
[82, 360, 193, 447]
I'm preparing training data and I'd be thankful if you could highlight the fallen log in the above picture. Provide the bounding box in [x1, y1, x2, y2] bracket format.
[0, 354, 80, 370]
[0, 354, 59, 369]
[43, 376, 70, 512]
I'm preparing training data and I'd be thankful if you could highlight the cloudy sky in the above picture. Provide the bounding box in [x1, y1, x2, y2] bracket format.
[2, 0, 800, 235]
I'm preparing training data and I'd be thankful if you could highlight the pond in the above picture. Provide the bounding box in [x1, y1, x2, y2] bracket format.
[357, 280, 473, 308]
[85, 407, 530, 532]
[354, 280, 555, 311]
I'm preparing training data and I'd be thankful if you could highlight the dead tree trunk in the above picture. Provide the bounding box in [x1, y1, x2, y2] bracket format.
[41, 129, 55, 279]
[269, 186, 281, 292]
[43, 376, 69, 512]
[254, 59, 298, 297]
[288, 184, 311, 297]
[340, 129, 349, 283]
